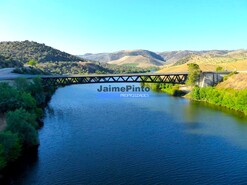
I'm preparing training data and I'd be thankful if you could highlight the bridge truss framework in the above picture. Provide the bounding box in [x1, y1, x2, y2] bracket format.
[41, 73, 188, 87]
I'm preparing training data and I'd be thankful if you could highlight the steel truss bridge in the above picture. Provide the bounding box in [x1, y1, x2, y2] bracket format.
[41, 73, 188, 87]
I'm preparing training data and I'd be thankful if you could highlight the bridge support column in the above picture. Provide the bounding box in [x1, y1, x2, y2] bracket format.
[199, 72, 228, 87]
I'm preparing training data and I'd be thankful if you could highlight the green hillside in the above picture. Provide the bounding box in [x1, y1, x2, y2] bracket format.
[0, 40, 84, 63]
[0, 54, 22, 68]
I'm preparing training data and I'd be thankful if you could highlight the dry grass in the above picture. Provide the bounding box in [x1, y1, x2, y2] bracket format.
[158, 59, 247, 73]
[108, 55, 164, 68]
[217, 73, 247, 90]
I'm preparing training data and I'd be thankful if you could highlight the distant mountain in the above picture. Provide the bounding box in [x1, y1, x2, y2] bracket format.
[158, 49, 247, 73]
[158, 50, 231, 64]
[79, 53, 111, 63]
[80, 50, 166, 68]
[0, 40, 84, 63]
[1, 41, 246, 74]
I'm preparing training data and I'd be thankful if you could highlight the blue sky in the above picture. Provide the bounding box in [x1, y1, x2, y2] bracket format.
[0, 0, 246, 54]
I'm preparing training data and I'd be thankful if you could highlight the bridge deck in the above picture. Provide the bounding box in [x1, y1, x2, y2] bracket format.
[0, 71, 231, 87]
[40, 73, 189, 86]
[0, 72, 188, 80]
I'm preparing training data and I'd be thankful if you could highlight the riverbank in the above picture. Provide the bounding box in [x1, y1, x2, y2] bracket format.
[189, 86, 247, 115]
[7, 83, 247, 185]
[143, 83, 187, 96]
[145, 73, 247, 116]
[0, 77, 56, 173]
[187, 73, 247, 116]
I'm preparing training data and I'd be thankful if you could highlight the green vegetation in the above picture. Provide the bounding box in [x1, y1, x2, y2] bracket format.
[0, 54, 22, 68]
[13, 66, 49, 75]
[173, 55, 193, 66]
[186, 63, 201, 86]
[101, 63, 157, 74]
[27, 59, 38, 67]
[0, 131, 21, 163]
[0, 41, 157, 74]
[144, 83, 185, 96]
[159, 84, 186, 96]
[223, 71, 238, 81]
[6, 109, 39, 147]
[19, 62, 155, 75]
[0, 40, 83, 63]
[0, 77, 55, 171]
[216, 66, 224, 72]
[190, 86, 247, 115]
[36, 62, 110, 74]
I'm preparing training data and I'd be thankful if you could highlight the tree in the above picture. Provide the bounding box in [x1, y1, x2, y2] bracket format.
[0, 83, 19, 112]
[27, 59, 38, 67]
[17, 92, 37, 110]
[216, 66, 224, 72]
[14, 77, 30, 92]
[186, 63, 201, 86]
[6, 109, 39, 147]
[0, 144, 6, 170]
[0, 131, 22, 162]
[29, 77, 46, 106]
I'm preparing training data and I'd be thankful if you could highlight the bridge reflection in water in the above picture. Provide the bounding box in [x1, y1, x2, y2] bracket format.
[41, 73, 189, 87]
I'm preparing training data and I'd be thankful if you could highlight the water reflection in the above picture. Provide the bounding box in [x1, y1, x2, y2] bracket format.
[182, 101, 247, 149]
[2, 83, 247, 185]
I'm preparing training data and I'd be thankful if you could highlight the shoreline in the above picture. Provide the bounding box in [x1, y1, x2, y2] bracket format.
[148, 83, 247, 117]
[0, 78, 56, 176]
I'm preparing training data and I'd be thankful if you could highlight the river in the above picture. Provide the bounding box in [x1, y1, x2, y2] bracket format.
[2, 83, 247, 185]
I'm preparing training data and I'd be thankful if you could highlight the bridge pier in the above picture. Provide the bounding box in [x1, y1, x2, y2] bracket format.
[199, 72, 230, 87]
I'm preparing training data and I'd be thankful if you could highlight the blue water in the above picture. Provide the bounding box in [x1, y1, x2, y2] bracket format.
[4, 83, 247, 185]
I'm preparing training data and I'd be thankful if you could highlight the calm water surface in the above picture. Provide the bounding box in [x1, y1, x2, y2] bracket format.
[3, 83, 247, 185]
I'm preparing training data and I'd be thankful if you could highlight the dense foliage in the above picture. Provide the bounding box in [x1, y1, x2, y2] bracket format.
[0, 41, 157, 74]
[6, 109, 39, 147]
[0, 54, 22, 68]
[13, 66, 50, 75]
[186, 63, 201, 86]
[27, 59, 38, 66]
[0, 40, 83, 64]
[190, 86, 247, 115]
[37, 62, 111, 74]
[216, 66, 224, 72]
[144, 83, 185, 96]
[101, 63, 157, 74]
[0, 78, 55, 171]
[22, 62, 155, 75]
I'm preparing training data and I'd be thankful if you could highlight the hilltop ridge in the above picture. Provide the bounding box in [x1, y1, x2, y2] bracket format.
[0, 40, 84, 63]
[80, 49, 166, 68]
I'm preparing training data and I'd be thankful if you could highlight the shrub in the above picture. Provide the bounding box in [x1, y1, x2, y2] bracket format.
[190, 87, 247, 115]
[0, 131, 22, 162]
[17, 92, 37, 111]
[216, 66, 224, 72]
[6, 109, 39, 147]
[0, 144, 7, 170]
[0, 81, 37, 112]
[0, 83, 19, 112]
[14, 78, 30, 92]
[27, 59, 38, 67]
[191, 86, 200, 100]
